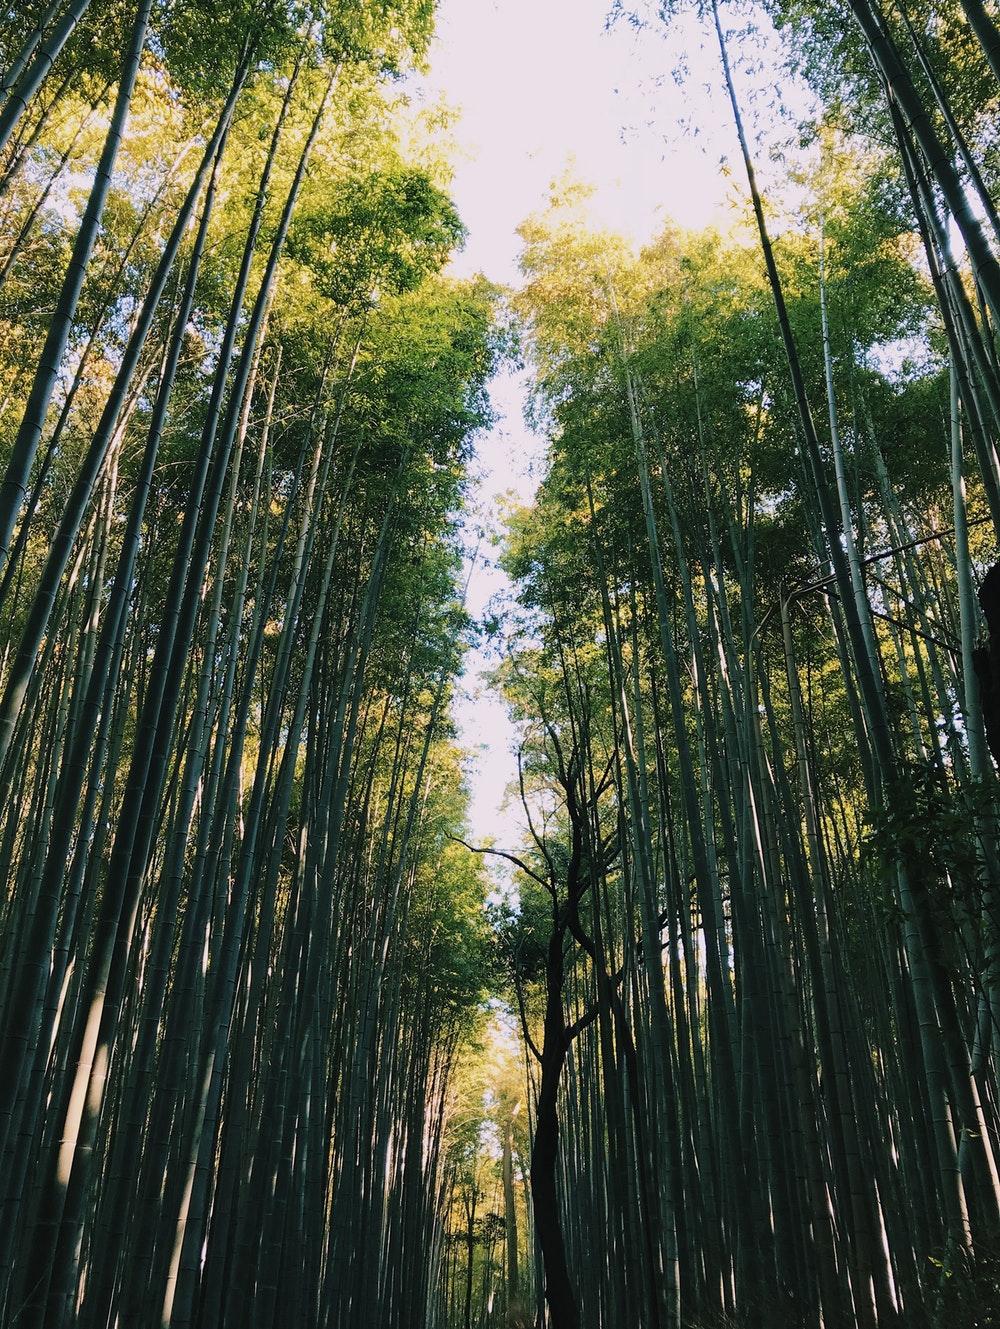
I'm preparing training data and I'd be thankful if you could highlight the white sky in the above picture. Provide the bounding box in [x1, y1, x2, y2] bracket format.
[425, 0, 748, 283]
[413, 0, 790, 851]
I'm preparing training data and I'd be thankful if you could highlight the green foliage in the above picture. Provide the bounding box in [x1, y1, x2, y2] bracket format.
[287, 166, 466, 305]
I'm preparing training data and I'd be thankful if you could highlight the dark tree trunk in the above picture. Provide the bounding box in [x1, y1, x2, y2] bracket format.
[530, 933, 580, 1329]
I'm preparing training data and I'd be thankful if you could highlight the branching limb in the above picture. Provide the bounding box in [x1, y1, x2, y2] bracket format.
[518, 747, 556, 880]
[448, 834, 552, 893]
[564, 966, 626, 1044]
[510, 966, 543, 1065]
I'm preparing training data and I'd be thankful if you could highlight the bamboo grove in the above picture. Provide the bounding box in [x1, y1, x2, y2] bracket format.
[7, 0, 1000, 1328]
[0, 2, 501, 1325]
[428, 1, 1000, 1327]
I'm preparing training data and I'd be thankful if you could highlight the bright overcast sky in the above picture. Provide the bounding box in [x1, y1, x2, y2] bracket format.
[422, 0, 745, 285]
[414, 0, 787, 851]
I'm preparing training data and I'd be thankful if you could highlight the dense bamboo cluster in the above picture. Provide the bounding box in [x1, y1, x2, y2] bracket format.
[0, 4, 497, 1326]
[438, 4, 1000, 1327]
